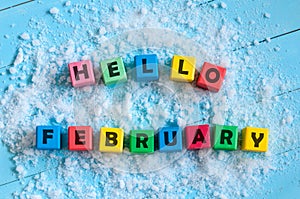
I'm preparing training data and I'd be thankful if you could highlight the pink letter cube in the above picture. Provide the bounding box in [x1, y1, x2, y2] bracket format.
[68, 60, 96, 87]
[185, 124, 211, 150]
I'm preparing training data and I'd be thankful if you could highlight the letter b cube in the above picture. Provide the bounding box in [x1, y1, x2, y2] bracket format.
[99, 127, 124, 153]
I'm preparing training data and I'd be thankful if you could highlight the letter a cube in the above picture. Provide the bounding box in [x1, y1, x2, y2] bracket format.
[68, 126, 93, 151]
[100, 57, 127, 85]
[36, 126, 61, 150]
[99, 127, 124, 153]
[185, 124, 211, 150]
[241, 127, 268, 152]
[68, 60, 96, 87]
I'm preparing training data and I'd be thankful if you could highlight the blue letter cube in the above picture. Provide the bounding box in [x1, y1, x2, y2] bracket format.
[135, 54, 159, 82]
[36, 126, 61, 150]
[158, 126, 183, 152]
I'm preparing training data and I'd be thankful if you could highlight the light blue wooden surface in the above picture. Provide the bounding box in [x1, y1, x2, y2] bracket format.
[0, 0, 299, 198]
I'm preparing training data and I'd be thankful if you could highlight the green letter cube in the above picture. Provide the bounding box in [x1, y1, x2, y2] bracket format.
[213, 125, 238, 150]
[130, 130, 154, 154]
[100, 57, 127, 85]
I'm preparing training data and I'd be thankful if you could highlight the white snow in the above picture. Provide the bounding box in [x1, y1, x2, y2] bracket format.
[50, 7, 59, 14]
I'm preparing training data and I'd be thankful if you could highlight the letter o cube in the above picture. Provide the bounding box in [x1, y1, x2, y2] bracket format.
[197, 62, 226, 92]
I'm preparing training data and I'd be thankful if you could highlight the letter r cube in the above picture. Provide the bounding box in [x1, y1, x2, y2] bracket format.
[99, 127, 124, 153]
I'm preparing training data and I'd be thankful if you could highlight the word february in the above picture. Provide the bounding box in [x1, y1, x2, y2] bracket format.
[36, 125, 269, 153]
[68, 54, 226, 92]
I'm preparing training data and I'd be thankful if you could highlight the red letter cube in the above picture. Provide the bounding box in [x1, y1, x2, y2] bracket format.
[68, 126, 93, 151]
[196, 62, 226, 92]
[185, 124, 211, 150]
[68, 60, 96, 87]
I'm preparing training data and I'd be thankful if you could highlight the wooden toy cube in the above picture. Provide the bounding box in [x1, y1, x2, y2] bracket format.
[100, 57, 127, 85]
[130, 130, 154, 154]
[158, 126, 183, 152]
[135, 54, 159, 82]
[241, 127, 268, 152]
[68, 60, 96, 87]
[99, 127, 124, 153]
[170, 55, 196, 82]
[196, 62, 226, 92]
[36, 126, 61, 150]
[185, 124, 211, 150]
[68, 126, 93, 151]
[213, 125, 238, 150]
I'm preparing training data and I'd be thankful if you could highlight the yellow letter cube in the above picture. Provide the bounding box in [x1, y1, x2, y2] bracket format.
[241, 127, 268, 152]
[170, 55, 196, 82]
[99, 127, 124, 153]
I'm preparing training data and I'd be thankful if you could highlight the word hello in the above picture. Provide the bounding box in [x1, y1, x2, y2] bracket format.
[68, 54, 226, 92]
[36, 125, 269, 153]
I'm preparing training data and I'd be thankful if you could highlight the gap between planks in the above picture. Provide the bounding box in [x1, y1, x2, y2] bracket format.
[0, 0, 35, 12]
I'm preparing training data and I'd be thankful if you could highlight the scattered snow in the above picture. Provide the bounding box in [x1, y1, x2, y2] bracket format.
[13, 48, 24, 66]
[264, 12, 271, 19]
[220, 2, 227, 9]
[20, 32, 30, 40]
[65, 1, 71, 7]
[49, 7, 59, 14]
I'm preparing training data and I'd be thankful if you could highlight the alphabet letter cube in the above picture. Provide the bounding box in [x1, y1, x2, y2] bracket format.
[241, 127, 268, 152]
[158, 126, 183, 152]
[135, 54, 159, 82]
[130, 130, 154, 154]
[196, 62, 226, 92]
[99, 127, 124, 153]
[185, 124, 211, 150]
[170, 55, 196, 82]
[100, 57, 127, 85]
[213, 125, 238, 150]
[68, 126, 93, 151]
[36, 126, 61, 150]
[68, 60, 96, 87]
